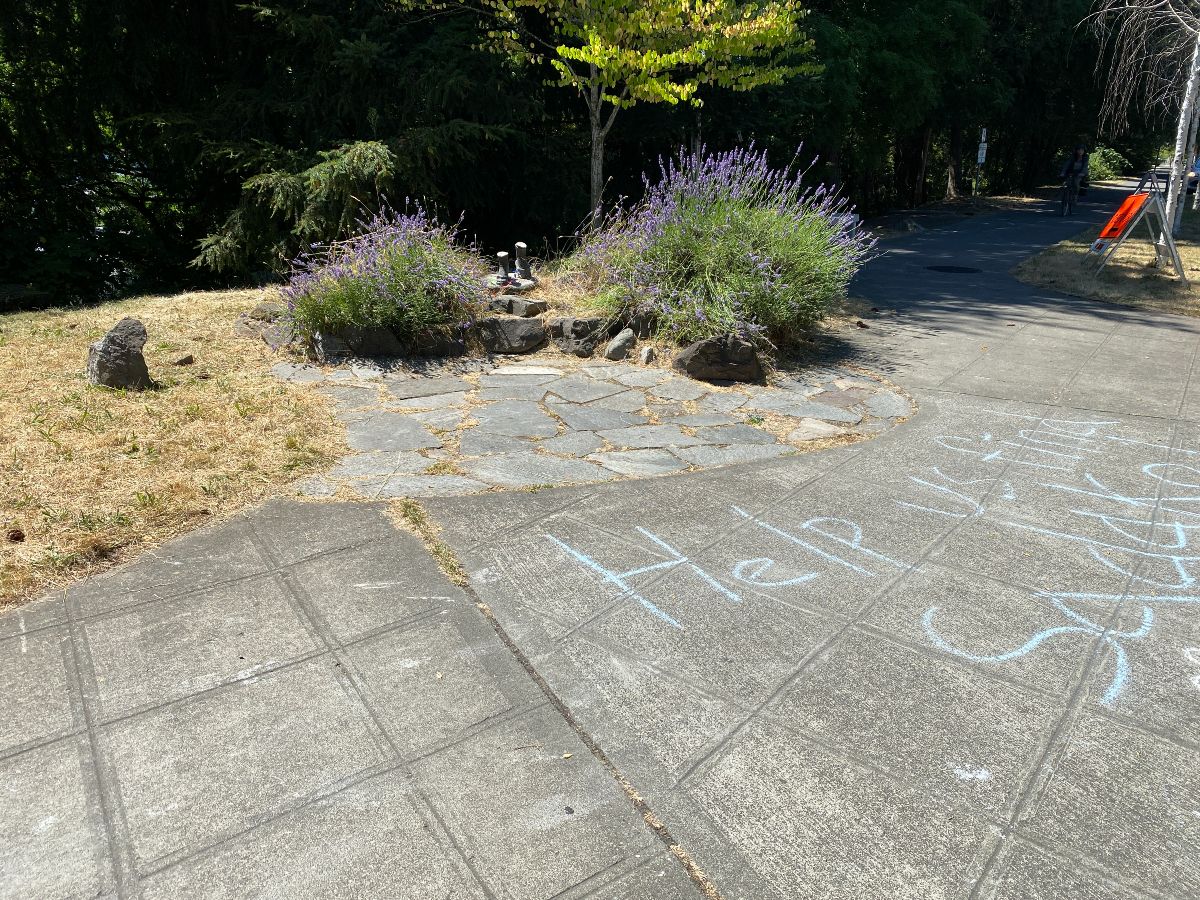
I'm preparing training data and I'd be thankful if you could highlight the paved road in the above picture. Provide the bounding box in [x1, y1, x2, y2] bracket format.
[5, 190, 1199, 898]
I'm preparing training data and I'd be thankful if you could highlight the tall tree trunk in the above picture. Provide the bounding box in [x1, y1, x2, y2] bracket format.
[1178, 103, 1200, 228]
[945, 126, 962, 200]
[585, 73, 623, 212]
[1166, 30, 1200, 234]
[590, 119, 605, 212]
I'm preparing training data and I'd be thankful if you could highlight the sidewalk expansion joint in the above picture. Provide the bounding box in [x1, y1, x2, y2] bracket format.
[398, 497, 725, 900]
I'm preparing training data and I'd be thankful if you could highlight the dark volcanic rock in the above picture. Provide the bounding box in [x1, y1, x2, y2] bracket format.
[477, 317, 547, 354]
[87, 318, 153, 390]
[547, 316, 607, 358]
[672, 335, 763, 383]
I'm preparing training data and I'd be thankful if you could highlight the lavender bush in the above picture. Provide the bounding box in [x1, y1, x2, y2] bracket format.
[565, 146, 876, 346]
[283, 204, 486, 342]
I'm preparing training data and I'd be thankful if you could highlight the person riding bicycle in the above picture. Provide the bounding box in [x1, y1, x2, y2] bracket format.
[1059, 145, 1089, 215]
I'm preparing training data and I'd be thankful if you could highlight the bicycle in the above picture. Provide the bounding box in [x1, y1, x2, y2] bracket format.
[1060, 173, 1083, 216]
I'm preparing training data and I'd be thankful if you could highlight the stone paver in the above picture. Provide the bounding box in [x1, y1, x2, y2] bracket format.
[589, 449, 691, 477]
[472, 400, 559, 438]
[383, 374, 473, 400]
[545, 400, 649, 432]
[597, 424, 709, 449]
[459, 452, 617, 488]
[346, 413, 441, 452]
[271, 348, 908, 498]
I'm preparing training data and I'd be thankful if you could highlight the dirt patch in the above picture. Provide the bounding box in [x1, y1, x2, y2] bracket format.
[0, 289, 346, 608]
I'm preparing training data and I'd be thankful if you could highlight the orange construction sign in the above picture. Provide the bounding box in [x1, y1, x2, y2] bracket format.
[1099, 193, 1149, 240]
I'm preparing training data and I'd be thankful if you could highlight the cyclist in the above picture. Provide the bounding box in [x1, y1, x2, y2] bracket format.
[1059, 145, 1089, 215]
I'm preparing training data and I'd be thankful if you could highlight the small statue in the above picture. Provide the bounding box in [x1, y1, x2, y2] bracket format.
[486, 242, 538, 292]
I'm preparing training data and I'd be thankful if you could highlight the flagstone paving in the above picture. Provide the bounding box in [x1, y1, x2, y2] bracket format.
[274, 356, 914, 499]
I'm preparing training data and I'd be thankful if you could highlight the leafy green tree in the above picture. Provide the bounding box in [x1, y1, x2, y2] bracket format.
[482, 0, 817, 207]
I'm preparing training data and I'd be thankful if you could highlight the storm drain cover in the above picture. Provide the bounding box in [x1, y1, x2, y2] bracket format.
[926, 265, 982, 274]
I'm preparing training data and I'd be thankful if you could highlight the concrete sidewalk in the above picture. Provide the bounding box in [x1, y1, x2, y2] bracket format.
[5, 187, 1200, 899]
[2, 501, 694, 898]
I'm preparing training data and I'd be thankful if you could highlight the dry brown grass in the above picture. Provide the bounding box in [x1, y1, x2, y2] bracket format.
[1014, 206, 1200, 316]
[0, 289, 346, 609]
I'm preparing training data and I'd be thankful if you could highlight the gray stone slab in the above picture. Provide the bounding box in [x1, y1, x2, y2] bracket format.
[615, 369, 671, 388]
[370, 474, 491, 498]
[787, 418, 848, 442]
[295, 475, 337, 497]
[478, 373, 557, 388]
[103, 658, 389, 868]
[315, 383, 380, 416]
[588, 449, 691, 477]
[271, 361, 325, 384]
[478, 383, 551, 402]
[671, 443, 792, 466]
[589, 389, 649, 412]
[84, 575, 319, 718]
[412, 711, 662, 899]
[539, 432, 605, 457]
[346, 412, 442, 452]
[386, 391, 469, 411]
[865, 390, 912, 418]
[383, 374, 473, 400]
[1, 739, 109, 899]
[597, 425, 708, 449]
[581, 362, 638, 380]
[328, 451, 430, 479]
[407, 407, 466, 431]
[490, 364, 564, 376]
[544, 375, 627, 403]
[693, 424, 778, 445]
[648, 379, 708, 402]
[459, 430, 535, 457]
[742, 393, 864, 423]
[546, 399, 648, 431]
[139, 770, 478, 899]
[668, 413, 738, 427]
[472, 400, 559, 438]
[0, 627, 75, 754]
[460, 453, 617, 488]
[693, 392, 749, 413]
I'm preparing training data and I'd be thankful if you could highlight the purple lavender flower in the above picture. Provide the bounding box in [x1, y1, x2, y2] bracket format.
[567, 145, 877, 345]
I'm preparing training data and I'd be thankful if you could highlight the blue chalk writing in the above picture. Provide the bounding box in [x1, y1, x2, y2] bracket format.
[923, 598, 1153, 707]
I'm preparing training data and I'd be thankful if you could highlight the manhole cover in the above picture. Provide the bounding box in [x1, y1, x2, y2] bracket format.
[926, 265, 982, 274]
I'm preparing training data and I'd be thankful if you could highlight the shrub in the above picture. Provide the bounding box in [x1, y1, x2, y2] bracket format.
[1089, 145, 1131, 181]
[564, 145, 876, 346]
[283, 204, 486, 343]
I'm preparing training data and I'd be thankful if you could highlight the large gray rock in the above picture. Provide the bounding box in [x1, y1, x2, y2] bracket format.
[672, 335, 763, 383]
[547, 316, 607, 358]
[510, 297, 548, 317]
[603, 328, 636, 361]
[312, 326, 405, 361]
[87, 318, 152, 390]
[477, 317, 546, 354]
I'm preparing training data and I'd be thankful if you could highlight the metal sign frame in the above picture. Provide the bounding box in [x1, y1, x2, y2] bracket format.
[1090, 171, 1188, 284]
